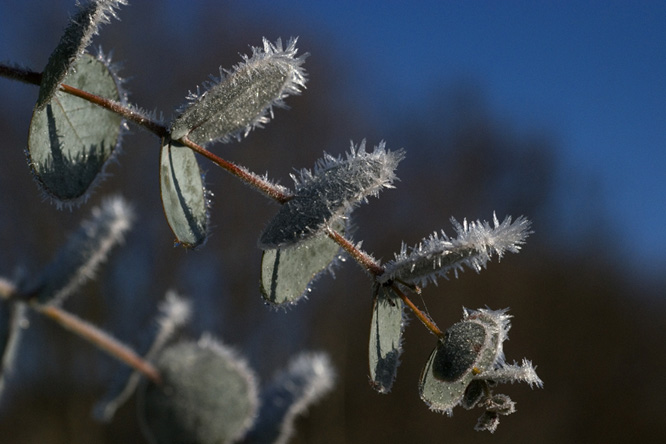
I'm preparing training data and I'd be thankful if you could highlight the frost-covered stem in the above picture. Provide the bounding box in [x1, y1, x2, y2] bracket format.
[391, 285, 443, 337]
[59, 83, 169, 138]
[33, 303, 162, 384]
[0, 65, 169, 137]
[180, 137, 292, 203]
[0, 63, 42, 85]
[324, 226, 384, 276]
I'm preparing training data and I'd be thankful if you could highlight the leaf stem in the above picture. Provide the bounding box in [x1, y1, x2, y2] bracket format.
[391, 285, 443, 337]
[324, 226, 384, 276]
[0, 63, 42, 85]
[33, 303, 162, 384]
[59, 83, 169, 138]
[180, 137, 293, 203]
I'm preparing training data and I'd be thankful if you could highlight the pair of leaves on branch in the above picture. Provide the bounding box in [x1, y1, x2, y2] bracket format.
[260, 141, 404, 306]
[26, 0, 307, 251]
[161, 37, 307, 248]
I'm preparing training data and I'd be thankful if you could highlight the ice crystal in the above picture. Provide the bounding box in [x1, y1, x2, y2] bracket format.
[381, 214, 531, 287]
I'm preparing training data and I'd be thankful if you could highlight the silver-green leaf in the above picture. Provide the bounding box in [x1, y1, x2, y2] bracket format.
[171, 37, 307, 145]
[418, 310, 503, 415]
[28, 53, 123, 206]
[260, 218, 344, 306]
[159, 139, 208, 248]
[259, 141, 402, 249]
[368, 285, 404, 394]
[37, 0, 127, 108]
[139, 336, 259, 444]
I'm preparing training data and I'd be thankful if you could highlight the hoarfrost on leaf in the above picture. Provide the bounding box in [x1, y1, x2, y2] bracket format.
[259, 140, 404, 248]
[380, 214, 531, 287]
[170, 37, 308, 145]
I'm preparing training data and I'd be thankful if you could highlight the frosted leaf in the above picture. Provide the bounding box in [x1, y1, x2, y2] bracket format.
[37, 0, 127, 107]
[259, 140, 403, 248]
[21, 196, 133, 304]
[368, 285, 405, 394]
[29, 52, 125, 207]
[245, 352, 335, 444]
[381, 214, 531, 287]
[260, 217, 345, 307]
[139, 336, 259, 444]
[419, 307, 541, 432]
[171, 37, 307, 145]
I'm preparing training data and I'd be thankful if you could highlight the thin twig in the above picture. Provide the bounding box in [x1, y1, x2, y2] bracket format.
[59, 83, 169, 138]
[180, 137, 293, 203]
[324, 226, 384, 276]
[34, 303, 162, 384]
[391, 284, 443, 337]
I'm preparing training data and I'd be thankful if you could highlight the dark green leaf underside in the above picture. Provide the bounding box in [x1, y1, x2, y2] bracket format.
[419, 319, 500, 413]
[369, 285, 404, 393]
[260, 218, 344, 306]
[160, 139, 208, 248]
[28, 53, 122, 202]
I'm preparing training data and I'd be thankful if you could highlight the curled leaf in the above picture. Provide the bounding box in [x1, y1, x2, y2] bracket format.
[419, 308, 541, 432]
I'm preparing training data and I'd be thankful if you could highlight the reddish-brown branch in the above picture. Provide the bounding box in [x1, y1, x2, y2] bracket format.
[35, 304, 162, 384]
[180, 137, 293, 203]
[391, 284, 443, 337]
[324, 226, 384, 276]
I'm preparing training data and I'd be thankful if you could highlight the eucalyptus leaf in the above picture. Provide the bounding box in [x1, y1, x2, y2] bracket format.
[139, 336, 259, 444]
[259, 141, 402, 249]
[37, 0, 127, 107]
[419, 317, 500, 414]
[28, 53, 123, 205]
[260, 218, 344, 306]
[159, 139, 208, 248]
[368, 285, 404, 394]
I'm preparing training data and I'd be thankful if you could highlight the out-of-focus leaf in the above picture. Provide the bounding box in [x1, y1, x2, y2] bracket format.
[22, 196, 133, 304]
[139, 336, 259, 444]
[243, 352, 335, 444]
[28, 53, 123, 205]
[159, 139, 208, 248]
[0, 302, 27, 401]
[368, 285, 404, 393]
[260, 218, 343, 306]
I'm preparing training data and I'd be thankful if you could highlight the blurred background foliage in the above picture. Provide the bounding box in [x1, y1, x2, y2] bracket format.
[0, 1, 664, 443]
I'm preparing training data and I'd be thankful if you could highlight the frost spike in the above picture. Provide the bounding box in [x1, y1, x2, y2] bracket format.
[170, 37, 307, 145]
[380, 214, 531, 287]
[21, 196, 133, 304]
[37, 0, 128, 107]
[259, 140, 404, 248]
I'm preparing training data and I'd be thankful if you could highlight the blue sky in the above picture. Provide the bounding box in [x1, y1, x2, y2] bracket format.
[1, 1, 663, 274]
[233, 0, 666, 274]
